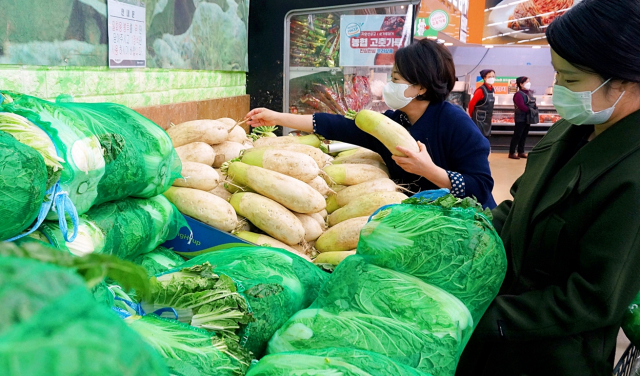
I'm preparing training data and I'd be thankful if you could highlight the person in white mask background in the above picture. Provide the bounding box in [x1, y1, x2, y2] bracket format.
[244, 39, 496, 208]
[456, 0, 640, 375]
[468, 69, 497, 138]
[509, 76, 539, 160]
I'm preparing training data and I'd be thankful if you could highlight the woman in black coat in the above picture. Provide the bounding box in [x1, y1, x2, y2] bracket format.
[456, 1, 640, 375]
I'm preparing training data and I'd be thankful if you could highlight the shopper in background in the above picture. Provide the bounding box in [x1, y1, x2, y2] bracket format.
[457, 0, 640, 374]
[508, 76, 538, 159]
[245, 39, 496, 208]
[468, 69, 496, 138]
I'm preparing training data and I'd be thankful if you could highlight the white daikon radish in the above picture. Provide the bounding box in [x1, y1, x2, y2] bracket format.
[167, 120, 228, 147]
[175, 142, 216, 165]
[234, 231, 310, 261]
[211, 141, 247, 168]
[323, 164, 388, 186]
[164, 187, 237, 232]
[172, 162, 219, 191]
[308, 176, 334, 196]
[230, 192, 305, 246]
[316, 216, 368, 253]
[336, 178, 399, 207]
[328, 191, 408, 226]
[294, 213, 324, 242]
[241, 148, 320, 183]
[227, 162, 325, 214]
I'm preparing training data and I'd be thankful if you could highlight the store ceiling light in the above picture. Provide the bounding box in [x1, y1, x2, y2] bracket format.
[444, 42, 454, 46]
[427, 36, 438, 40]
[485, 45, 494, 48]
[532, 46, 541, 49]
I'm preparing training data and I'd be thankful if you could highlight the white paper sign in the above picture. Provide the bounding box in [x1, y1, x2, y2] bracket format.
[108, 0, 146, 68]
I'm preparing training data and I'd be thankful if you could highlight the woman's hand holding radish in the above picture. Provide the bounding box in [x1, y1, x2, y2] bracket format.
[393, 141, 452, 190]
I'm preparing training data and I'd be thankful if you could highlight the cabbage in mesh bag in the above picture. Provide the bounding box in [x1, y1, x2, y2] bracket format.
[0, 92, 105, 219]
[247, 348, 433, 376]
[357, 194, 507, 320]
[131, 246, 185, 277]
[126, 314, 249, 376]
[623, 289, 640, 347]
[312, 255, 473, 349]
[0, 131, 48, 241]
[146, 246, 330, 357]
[0, 91, 181, 218]
[37, 195, 188, 260]
[0, 256, 168, 376]
[267, 308, 458, 375]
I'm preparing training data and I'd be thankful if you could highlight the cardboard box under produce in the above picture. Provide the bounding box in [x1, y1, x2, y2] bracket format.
[162, 215, 253, 258]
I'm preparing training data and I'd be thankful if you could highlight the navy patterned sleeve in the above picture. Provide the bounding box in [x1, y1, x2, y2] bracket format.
[447, 170, 466, 198]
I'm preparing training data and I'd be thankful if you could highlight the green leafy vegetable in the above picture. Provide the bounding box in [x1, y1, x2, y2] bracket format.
[313, 256, 473, 345]
[149, 262, 254, 338]
[0, 130, 48, 240]
[126, 314, 250, 375]
[0, 90, 181, 218]
[1, 239, 150, 299]
[147, 246, 329, 357]
[0, 253, 168, 376]
[402, 193, 493, 220]
[247, 348, 433, 376]
[623, 289, 640, 347]
[39, 195, 188, 260]
[249, 126, 278, 141]
[268, 308, 458, 375]
[0, 112, 64, 188]
[358, 195, 507, 320]
[132, 246, 185, 277]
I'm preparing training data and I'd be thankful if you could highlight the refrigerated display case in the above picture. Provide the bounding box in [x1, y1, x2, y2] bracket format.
[491, 94, 560, 136]
[283, 0, 420, 134]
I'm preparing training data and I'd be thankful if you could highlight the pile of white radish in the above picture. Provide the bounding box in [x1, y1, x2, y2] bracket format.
[164, 120, 412, 266]
[163, 118, 253, 233]
[314, 147, 409, 267]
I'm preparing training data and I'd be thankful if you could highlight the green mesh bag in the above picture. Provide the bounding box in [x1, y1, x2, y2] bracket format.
[267, 308, 458, 375]
[38, 195, 188, 260]
[357, 196, 507, 321]
[0, 256, 169, 376]
[0, 131, 48, 241]
[131, 246, 185, 277]
[0, 91, 181, 220]
[0, 92, 105, 220]
[247, 348, 433, 376]
[622, 289, 640, 347]
[312, 255, 473, 351]
[126, 314, 248, 376]
[147, 246, 329, 357]
[91, 280, 116, 307]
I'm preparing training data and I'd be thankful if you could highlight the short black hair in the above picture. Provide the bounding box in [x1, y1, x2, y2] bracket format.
[516, 76, 529, 90]
[546, 0, 640, 83]
[480, 69, 495, 79]
[394, 39, 456, 103]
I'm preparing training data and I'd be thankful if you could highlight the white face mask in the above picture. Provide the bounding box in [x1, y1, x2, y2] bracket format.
[552, 78, 625, 125]
[485, 77, 495, 85]
[383, 82, 415, 110]
[523, 82, 531, 90]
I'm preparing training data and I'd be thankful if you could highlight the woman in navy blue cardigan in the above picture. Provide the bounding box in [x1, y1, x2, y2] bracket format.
[245, 39, 496, 208]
